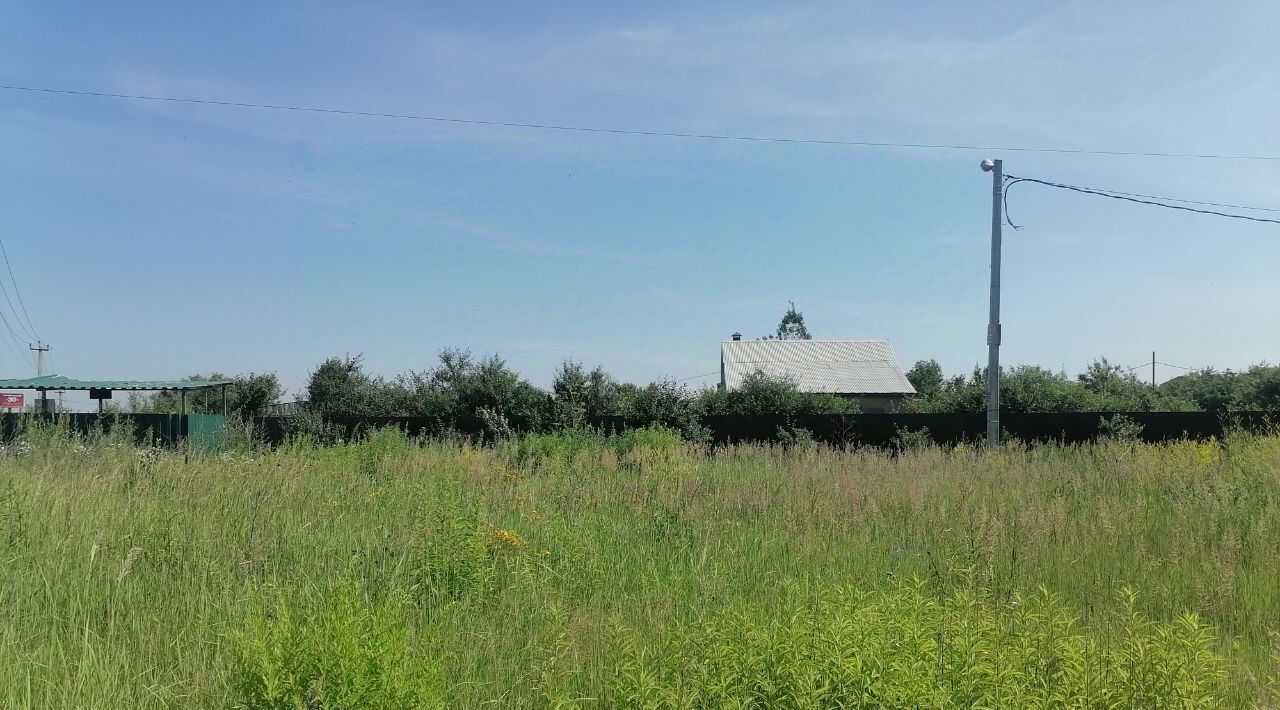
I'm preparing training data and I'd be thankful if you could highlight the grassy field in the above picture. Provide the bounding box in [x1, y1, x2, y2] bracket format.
[2, 425, 1279, 708]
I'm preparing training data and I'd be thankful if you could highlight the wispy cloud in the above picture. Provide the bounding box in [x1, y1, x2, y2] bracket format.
[439, 216, 703, 267]
[49, 2, 1276, 203]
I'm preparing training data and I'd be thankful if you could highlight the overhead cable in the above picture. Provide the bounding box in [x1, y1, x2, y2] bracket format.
[1002, 175, 1280, 229]
[4, 83, 1280, 162]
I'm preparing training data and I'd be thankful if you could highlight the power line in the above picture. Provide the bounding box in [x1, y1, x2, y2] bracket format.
[5, 83, 1280, 162]
[0, 276, 34, 342]
[1124, 360, 1203, 373]
[0, 322, 33, 371]
[1156, 361, 1201, 371]
[676, 371, 720, 382]
[0, 238, 39, 340]
[0, 286, 25, 346]
[1084, 189, 1280, 214]
[1003, 175, 1280, 228]
[0, 331, 32, 371]
[0, 285, 33, 369]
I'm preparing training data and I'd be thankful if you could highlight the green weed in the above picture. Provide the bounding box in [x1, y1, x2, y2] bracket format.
[1, 427, 1278, 707]
[612, 584, 1228, 708]
[232, 578, 442, 709]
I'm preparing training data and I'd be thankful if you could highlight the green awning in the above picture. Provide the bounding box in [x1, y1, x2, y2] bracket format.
[0, 375, 231, 391]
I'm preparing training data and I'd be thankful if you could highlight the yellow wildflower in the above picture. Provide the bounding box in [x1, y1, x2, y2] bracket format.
[491, 529, 525, 549]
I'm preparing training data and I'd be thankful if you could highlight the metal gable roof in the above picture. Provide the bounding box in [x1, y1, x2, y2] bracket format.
[721, 339, 916, 395]
[0, 375, 231, 391]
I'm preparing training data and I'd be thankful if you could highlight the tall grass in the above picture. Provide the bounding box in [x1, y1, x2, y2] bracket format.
[1, 422, 1278, 707]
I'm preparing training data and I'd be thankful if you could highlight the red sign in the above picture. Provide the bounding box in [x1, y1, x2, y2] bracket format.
[0, 393, 24, 409]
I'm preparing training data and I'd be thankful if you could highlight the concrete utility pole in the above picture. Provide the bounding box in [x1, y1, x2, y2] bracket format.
[1152, 351, 1157, 387]
[981, 159, 1003, 447]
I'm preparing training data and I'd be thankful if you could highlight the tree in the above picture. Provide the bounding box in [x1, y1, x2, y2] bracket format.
[551, 361, 623, 427]
[307, 355, 377, 415]
[1077, 357, 1128, 393]
[902, 358, 1198, 414]
[396, 348, 551, 433]
[1077, 358, 1195, 412]
[906, 360, 944, 398]
[1236, 364, 1280, 410]
[1157, 366, 1279, 412]
[1001, 366, 1092, 413]
[129, 372, 282, 417]
[776, 301, 812, 340]
[436, 349, 551, 431]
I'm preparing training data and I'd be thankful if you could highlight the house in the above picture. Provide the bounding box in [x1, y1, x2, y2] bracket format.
[719, 334, 916, 412]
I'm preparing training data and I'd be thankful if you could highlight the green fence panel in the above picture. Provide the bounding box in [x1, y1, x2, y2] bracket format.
[185, 414, 228, 450]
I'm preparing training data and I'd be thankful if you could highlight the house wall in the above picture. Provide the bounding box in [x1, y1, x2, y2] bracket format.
[844, 394, 907, 413]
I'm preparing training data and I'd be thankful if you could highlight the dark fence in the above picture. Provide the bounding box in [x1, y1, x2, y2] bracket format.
[689, 411, 1279, 447]
[252, 411, 1278, 448]
[252, 413, 541, 445]
[0, 413, 229, 448]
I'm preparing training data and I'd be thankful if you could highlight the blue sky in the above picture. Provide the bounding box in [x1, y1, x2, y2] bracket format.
[2, 1, 1278, 406]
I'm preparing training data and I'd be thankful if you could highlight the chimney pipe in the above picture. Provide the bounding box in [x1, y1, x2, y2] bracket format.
[731, 332, 742, 341]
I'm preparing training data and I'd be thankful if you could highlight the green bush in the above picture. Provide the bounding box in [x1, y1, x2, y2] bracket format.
[1098, 413, 1145, 442]
[613, 425, 685, 457]
[514, 428, 604, 467]
[231, 579, 442, 709]
[282, 407, 347, 445]
[775, 425, 817, 449]
[512, 426, 685, 467]
[907, 359, 1199, 413]
[699, 371, 857, 416]
[618, 379, 709, 442]
[305, 350, 551, 430]
[304, 425, 416, 475]
[612, 584, 1227, 708]
[892, 425, 933, 452]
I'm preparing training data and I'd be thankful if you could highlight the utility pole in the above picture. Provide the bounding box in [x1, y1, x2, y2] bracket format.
[29, 341, 50, 376]
[29, 342, 52, 414]
[1152, 351, 1156, 387]
[980, 158, 1003, 447]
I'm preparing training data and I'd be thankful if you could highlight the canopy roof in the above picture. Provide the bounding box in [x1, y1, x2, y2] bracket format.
[0, 375, 230, 391]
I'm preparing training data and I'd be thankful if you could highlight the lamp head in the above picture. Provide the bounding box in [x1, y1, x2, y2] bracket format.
[980, 159, 995, 172]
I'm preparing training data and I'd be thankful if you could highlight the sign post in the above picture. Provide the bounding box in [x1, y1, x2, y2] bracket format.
[90, 388, 112, 414]
[0, 393, 25, 410]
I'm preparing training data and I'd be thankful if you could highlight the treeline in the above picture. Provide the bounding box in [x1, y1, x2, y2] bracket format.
[299, 351, 857, 440]
[294, 351, 1280, 439]
[131, 352, 1280, 437]
[903, 359, 1280, 413]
